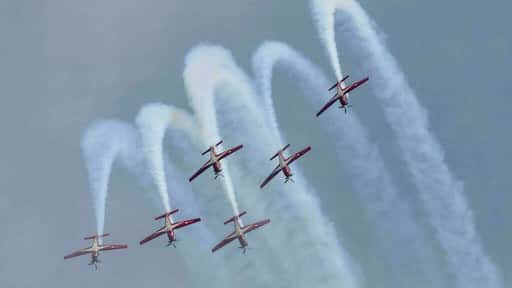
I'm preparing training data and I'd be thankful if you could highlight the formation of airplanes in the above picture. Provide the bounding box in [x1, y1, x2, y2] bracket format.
[65, 74, 368, 269]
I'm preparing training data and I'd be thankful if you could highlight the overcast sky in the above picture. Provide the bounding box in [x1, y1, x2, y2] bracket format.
[0, 1, 510, 287]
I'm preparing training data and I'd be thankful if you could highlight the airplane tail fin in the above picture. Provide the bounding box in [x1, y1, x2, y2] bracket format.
[270, 144, 290, 160]
[84, 233, 110, 240]
[201, 140, 223, 155]
[328, 75, 349, 91]
[224, 211, 247, 225]
[155, 209, 179, 220]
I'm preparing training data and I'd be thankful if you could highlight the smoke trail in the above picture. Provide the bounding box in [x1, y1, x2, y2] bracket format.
[311, 0, 503, 287]
[134, 100, 274, 285]
[160, 152, 232, 288]
[182, 44, 361, 288]
[310, 0, 342, 80]
[82, 119, 230, 287]
[183, 47, 257, 217]
[135, 103, 199, 213]
[252, 41, 445, 287]
[135, 103, 236, 286]
[81, 120, 143, 237]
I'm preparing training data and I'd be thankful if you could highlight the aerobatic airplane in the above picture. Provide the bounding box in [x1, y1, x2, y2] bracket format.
[139, 209, 201, 247]
[260, 144, 311, 188]
[316, 75, 369, 116]
[211, 211, 270, 253]
[63, 233, 128, 270]
[189, 140, 243, 182]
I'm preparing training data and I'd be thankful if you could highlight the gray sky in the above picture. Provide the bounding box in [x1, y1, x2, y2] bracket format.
[0, 0, 510, 287]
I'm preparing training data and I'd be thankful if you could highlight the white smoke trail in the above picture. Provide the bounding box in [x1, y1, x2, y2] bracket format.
[183, 47, 254, 217]
[135, 103, 236, 286]
[81, 120, 143, 237]
[135, 103, 199, 213]
[133, 99, 274, 285]
[310, 0, 342, 80]
[182, 48, 286, 287]
[160, 152, 232, 288]
[310, 0, 503, 287]
[252, 41, 444, 287]
[82, 119, 230, 287]
[182, 44, 360, 288]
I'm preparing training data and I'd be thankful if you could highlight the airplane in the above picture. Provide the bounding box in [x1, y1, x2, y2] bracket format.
[189, 140, 243, 182]
[259, 144, 311, 189]
[211, 211, 270, 254]
[139, 209, 201, 247]
[316, 75, 369, 116]
[63, 233, 128, 270]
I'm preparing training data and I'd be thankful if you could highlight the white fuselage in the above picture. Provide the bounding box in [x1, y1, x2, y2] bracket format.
[163, 215, 177, 231]
[278, 152, 287, 168]
[277, 152, 292, 177]
[233, 219, 248, 247]
[85, 238, 101, 258]
[210, 148, 218, 162]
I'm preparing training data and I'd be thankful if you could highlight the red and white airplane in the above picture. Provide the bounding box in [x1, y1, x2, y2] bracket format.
[260, 144, 312, 188]
[211, 211, 270, 254]
[316, 75, 369, 116]
[189, 140, 243, 182]
[63, 233, 128, 270]
[139, 209, 201, 247]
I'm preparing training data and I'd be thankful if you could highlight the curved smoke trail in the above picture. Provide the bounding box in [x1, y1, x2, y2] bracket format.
[183, 46, 261, 218]
[81, 120, 143, 237]
[82, 119, 230, 287]
[252, 41, 444, 287]
[135, 101, 277, 286]
[310, 0, 503, 287]
[135, 103, 236, 286]
[182, 52, 242, 216]
[182, 44, 360, 288]
[135, 103, 199, 213]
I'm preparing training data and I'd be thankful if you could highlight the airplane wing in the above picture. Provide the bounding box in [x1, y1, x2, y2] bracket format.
[211, 234, 238, 253]
[174, 218, 201, 230]
[139, 231, 166, 245]
[217, 144, 243, 161]
[64, 249, 90, 260]
[189, 160, 214, 182]
[242, 219, 270, 235]
[259, 165, 282, 189]
[286, 146, 311, 166]
[316, 94, 339, 117]
[98, 244, 128, 252]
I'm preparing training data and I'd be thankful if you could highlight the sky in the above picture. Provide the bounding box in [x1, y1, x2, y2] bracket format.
[0, 0, 510, 287]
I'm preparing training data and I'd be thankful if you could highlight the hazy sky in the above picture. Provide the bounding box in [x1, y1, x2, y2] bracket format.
[0, 1, 510, 287]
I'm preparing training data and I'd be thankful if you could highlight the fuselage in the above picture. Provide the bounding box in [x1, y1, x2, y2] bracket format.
[337, 77, 369, 108]
[209, 148, 222, 173]
[160, 215, 177, 242]
[336, 87, 349, 108]
[233, 219, 248, 249]
[87, 238, 101, 261]
[278, 153, 292, 177]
